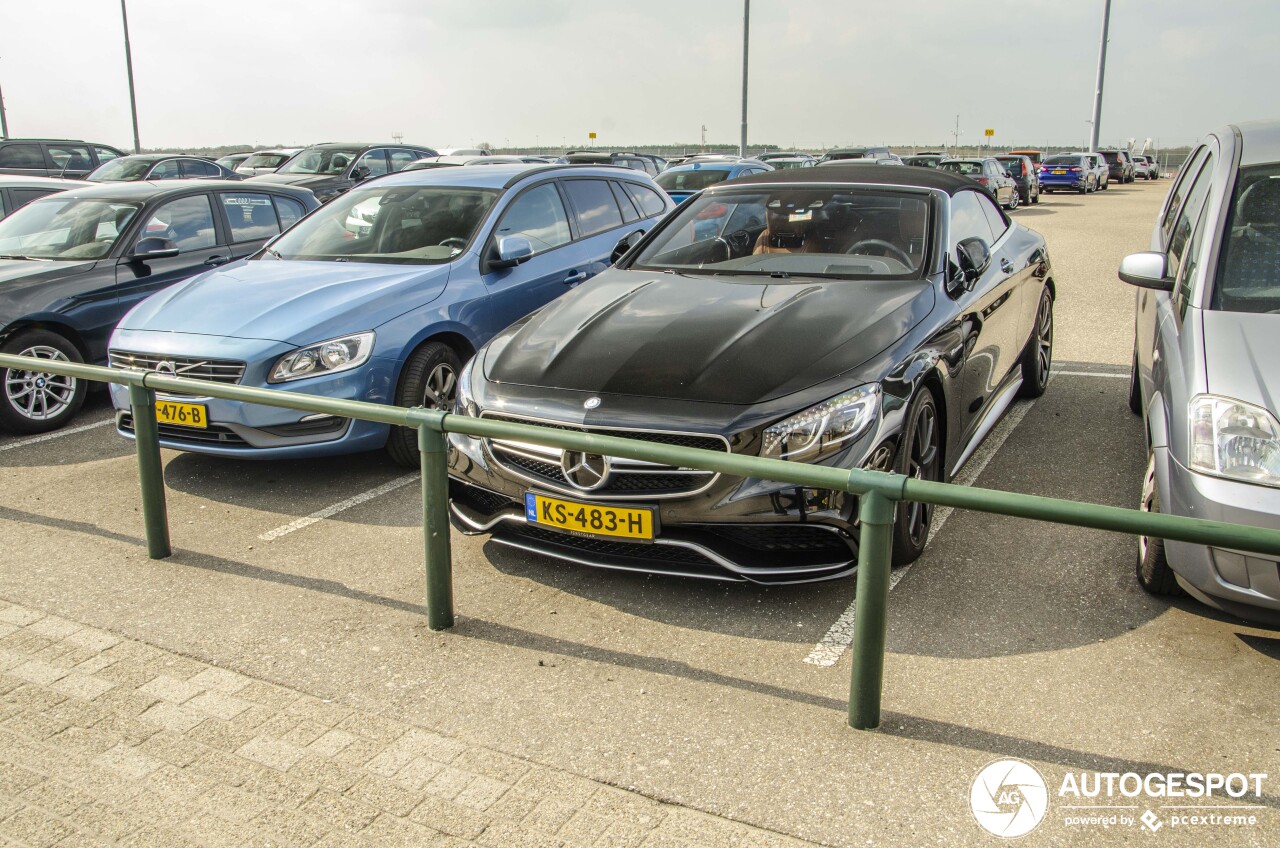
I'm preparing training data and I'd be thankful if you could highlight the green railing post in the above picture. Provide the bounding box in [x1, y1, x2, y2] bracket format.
[127, 383, 171, 559]
[849, 490, 895, 730]
[419, 423, 454, 630]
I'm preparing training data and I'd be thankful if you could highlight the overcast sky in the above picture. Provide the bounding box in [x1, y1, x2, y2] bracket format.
[1, 0, 1275, 152]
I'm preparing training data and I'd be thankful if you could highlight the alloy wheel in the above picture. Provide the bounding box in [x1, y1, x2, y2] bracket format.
[4, 345, 77, 422]
[421, 362, 457, 410]
[1138, 453, 1157, 561]
[1035, 293, 1053, 386]
[905, 403, 939, 547]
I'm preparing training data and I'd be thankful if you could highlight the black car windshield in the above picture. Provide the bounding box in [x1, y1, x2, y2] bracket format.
[656, 168, 733, 191]
[1100, 151, 1120, 163]
[240, 152, 290, 169]
[1044, 156, 1081, 167]
[87, 158, 154, 181]
[261, 185, 497, 265]
[1211, 165, 1280, 314]
[997, 158, 1022, 175]
[0, 197, 140, 260]
[277, 147, 363, 175]
[630, 188, 930, 280]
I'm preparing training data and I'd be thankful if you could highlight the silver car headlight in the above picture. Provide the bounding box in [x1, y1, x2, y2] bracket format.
[268, 332, 374, 383]
[761, 384, 880, 463]
[455, 358, 477, 417]
[1189, 394, 1280, 487]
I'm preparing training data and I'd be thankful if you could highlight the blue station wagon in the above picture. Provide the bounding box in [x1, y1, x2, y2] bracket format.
[108, 164, 674, 465]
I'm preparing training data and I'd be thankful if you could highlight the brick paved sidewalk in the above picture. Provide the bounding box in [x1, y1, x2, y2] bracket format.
[0, 600, 820, 848]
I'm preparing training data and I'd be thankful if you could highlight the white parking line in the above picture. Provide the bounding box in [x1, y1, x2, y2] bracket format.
[259, 473, 419, 541]
[0, 418, 113, 453]
[803, 380, 1051, 668]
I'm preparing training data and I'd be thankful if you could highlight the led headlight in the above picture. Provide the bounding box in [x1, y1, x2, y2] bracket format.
[1189, 394, 1280, 488]
[455, 358, 478, 417]
[761, 384, 881, 463]
[269, 332, 374, 383]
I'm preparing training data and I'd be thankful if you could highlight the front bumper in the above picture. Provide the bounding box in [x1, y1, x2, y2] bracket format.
[109, 357, 399, 460]
[1161, 452, 1280, 623]
[447, 425, 867, 585]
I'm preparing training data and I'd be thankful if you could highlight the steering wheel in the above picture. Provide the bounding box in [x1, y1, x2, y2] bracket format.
[438, 237, 467, 249]
[845, 239, 912, 266]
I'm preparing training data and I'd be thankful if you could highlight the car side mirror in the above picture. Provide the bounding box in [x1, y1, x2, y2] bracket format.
[490, 236, 534, 270]
[1118, 252, 1174, 291]
[351, 166, 371, 181]
[610, 230, 645, 265]
[956, 236, 990, 285]
[130, 237, 180, 261]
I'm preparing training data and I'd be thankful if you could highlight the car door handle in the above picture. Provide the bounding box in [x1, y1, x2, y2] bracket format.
[204, 255, 230, 267]
[564, 271, 588, 285]
[1000, 258, 1015, 274]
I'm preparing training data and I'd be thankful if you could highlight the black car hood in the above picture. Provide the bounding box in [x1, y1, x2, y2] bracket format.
[249, 173, 345, 190]
[0, 259, 99, 326]
[484, 271, 936, 405]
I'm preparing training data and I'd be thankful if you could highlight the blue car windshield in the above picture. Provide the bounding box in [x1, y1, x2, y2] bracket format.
[656, 169, 733, 192]
[630, 188, 930, 280]
[261, 185, 498, 265]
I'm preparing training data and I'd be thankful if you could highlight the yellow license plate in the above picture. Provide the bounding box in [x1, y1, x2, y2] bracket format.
[525, 492, 656, 541]
[1052, 169, 1066, 174]
[155, 400, 208, 429]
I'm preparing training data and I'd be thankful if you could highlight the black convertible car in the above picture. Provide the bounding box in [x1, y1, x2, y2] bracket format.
[447, 166, 1055, 583]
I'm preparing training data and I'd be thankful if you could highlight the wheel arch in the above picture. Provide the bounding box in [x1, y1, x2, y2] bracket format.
[389, 327, 479, 394]
[0, 319, 91, 362]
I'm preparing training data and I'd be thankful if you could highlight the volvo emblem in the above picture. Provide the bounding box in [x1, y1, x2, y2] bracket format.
[583, 396, 602, 410]
[560, 450, 611, 491]
[155, 360, 177, 375]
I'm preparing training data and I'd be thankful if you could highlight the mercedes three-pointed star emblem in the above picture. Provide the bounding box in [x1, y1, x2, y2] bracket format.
[560, 450, 611, 491]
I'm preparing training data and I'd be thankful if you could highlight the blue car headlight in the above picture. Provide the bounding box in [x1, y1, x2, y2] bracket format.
[268, 332, 375, 383]
[761, 384, 881, 463]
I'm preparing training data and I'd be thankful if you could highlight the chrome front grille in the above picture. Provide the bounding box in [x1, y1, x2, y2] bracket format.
[109, 350, 246, 385]
[483, 413, 729, 501]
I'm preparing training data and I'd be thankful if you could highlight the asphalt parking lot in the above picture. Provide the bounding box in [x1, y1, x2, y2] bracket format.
[1, 180, 1277, 847]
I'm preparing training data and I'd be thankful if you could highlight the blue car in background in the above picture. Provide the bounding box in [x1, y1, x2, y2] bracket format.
[108, 164, 674, 466]
[654, 158, 773, 204]
[1038, 153, 1096, 194]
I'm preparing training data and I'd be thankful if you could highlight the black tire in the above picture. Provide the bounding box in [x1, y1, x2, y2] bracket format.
[1101, 178, 1108, 190]
[1031, 188, 1039, 204]
[1016, 287, 1053, 398]
[889, 389, 942, 567]
[1128, 350, 1143, 415]
[0, 329, 88, 435]
[1137, 452, 1183, 596]
[385, 341, 463, 468]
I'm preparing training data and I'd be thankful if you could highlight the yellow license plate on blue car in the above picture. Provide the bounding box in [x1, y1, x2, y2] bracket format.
[525, 492, 655, 541]
[155, 400, 207, 429]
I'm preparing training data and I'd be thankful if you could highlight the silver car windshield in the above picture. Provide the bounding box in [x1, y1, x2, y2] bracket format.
[277, 148, 362, 175]
[260, 185, 498, 265]
[630, 188, 930, 280]
[0, 198, 140, 260]
[1212, 164, 1280, 313]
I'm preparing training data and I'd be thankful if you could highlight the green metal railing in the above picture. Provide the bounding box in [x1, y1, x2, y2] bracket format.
[5, 352, 1280, 731]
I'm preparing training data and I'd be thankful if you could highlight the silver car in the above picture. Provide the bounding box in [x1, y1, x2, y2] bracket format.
[1123, 119, 1280, 623]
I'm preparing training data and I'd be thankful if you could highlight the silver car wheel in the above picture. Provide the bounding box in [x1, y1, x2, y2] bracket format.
[4, 344, 77, 422]
[1138, 452, 1157, 560]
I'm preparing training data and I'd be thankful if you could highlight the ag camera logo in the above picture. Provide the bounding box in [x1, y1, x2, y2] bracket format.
[971, 759, 1049, 838]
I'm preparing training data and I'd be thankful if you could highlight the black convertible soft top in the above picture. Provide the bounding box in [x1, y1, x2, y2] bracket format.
[724, 163, 983, 196]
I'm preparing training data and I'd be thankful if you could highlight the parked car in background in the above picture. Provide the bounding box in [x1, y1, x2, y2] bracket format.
[1072, 152, 1109, 190]
[563, 151, 666, 176]
[766, 157, 816, 170]
[248, 142, 436, 203]
[1038, 154, 1096, 194]
[904, 154, 947, 168]
[655, 159, 773, 204]
[446, 165, 1055, 582]
[0, 180, 317, 434]
[0, 176, 79, 218]
[995, 154, 1040, 205]
[816, 158, 904, 168]
[757, 152, 815, 165]
[1131, 155, 1156, 180]
[437, 148, 490, 157]
[1008, 149, 1045, 171]
[235, 149, 302, 177]
[937, 158, 1019, 208]
[666, 152, 738, 167]
[107, 164, 674, 465]
[87, 154, 243, 182]
[1123, 119, 1280, 624]
[0, 139, 126, 180]
[1099, 149, 1135, 184]
[818, 147, 897, 163]
[214, 152, 254, 171]
[403, 155, 547, 170]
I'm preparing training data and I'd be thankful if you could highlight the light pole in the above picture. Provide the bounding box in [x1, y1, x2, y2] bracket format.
[739, 0, 749, 158]
[120, 0, 142, 153]
[1088, 0, 1112, 153]
[0, 78, 9, 139]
